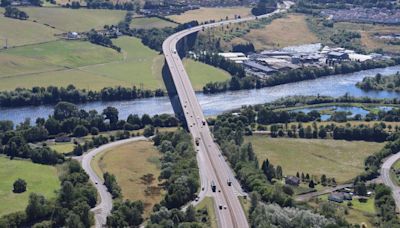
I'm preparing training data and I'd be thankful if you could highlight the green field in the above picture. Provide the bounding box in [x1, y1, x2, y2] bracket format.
[130, 17, 177, 29]
[91, 140, 163, 217]
[246, 136, 384, 183]
[0, 36, 230, 91]
[0, 157, 60, 216]
[21, 7, 126, 32]
[0, 14, 59, 47]
[184, 59, 230, 91]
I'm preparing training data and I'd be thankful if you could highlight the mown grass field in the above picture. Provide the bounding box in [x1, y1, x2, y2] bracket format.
[232, 14, 319, 50]
[246, 136, 384, 183]
[0, 156, 60, 216]
[130, 17, 177, 29]
[167, 7, 251, 23]
[0, 14, 59, 47]
[184, 59, 230, 91]
[48, 142, 75, 154]
[21, 7, 126, 32]
[91, 140, 163, 217]
[0, 36, 230, 91]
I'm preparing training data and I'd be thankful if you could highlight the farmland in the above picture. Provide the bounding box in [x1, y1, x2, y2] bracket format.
[0, 157, 60, 216]
[130, 17, 177, 29]
[0, 13, 59, 47]
[0, 36, 229, 91]
[167, 7, 251, 23]
[231, 14, 319, 50]
[245, 136, 384, 183]
[21, 7, 126, 32]
[91, 140, 163, 217]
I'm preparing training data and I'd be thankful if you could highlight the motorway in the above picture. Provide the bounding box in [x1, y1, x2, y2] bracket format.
[78, 136, 148, 228]
[381, 151, 400, 211]
[162, 2, 292, 227]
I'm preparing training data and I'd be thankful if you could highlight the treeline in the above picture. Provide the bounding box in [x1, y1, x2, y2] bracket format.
[203, 57, 400, 94]
[0, 85, 165, 107]
[0, 0, 41, 7]
[359, 136, 400, 181]
[0, 160, 97, 227]
[145, 130, 207, 227]
[3, 6, 28, 20]
[251, 0, 277, 16]
[0, 101, 179, 160]
[197, 53, 245, 79]
[129, 20, 199, 52]
[232, 42, 255, 53]
[87, 29, 121, 52]
[357, 72, 400, 92]
[373, 184, 400, 227]
[213, 113, 293, 206]
[296, 0, 397, 11]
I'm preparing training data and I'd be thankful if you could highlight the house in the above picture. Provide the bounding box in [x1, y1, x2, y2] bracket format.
[328, 192, 344, 203]
[327, 51, 349, 60]
[285, 176, 300, 186]
[55, 135, 71, 143]
[67, 32, 80, 40]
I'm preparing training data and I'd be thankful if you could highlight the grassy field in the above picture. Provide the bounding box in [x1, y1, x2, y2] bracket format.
[48, 142, 75, 154]
[317, 194, 375, 227]
[0, 35, 230, 91]
[0, 14, 59, 47]
[0, 156, 60, 216]
[21, 7, 126, 32]
[195, 197, 218, 228]
[91, 140, 163, 217]
[130, 17, 177, 29]
[246, 136, 384, 183]
[4, 40, 122, 68]
[232, 14, 319, 50]
[184, 59, 230, 91]
[167, 7, 251, 23]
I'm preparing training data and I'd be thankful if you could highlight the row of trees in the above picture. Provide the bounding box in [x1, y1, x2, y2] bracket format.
[357, 72, 400, 92]
[203, 57, 400, 94]
[251, 0, 277, 16]
[0, 160, 97, 227]
[0, 85, 165, 107]
[213, 113, 293, 206]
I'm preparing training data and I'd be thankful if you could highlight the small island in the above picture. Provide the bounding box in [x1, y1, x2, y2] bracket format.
[357, 72, 400, 92]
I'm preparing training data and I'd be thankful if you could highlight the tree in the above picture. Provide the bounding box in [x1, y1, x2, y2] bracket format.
[13, 178, 27, 193]
[309, 180, 315, 188]
[321, 174, 327, 186]
[54, 102, 79, 121]
[185, 205, 196, 222]
[103, 107, 119, 127]
[276, 166, 283, 180]
[73, 125, 89, 137]
[26, 193, 51, 223]
[143, 125, 155, 137]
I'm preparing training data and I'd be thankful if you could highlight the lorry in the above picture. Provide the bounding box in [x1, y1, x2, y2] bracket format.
[211, 181, 216, 192]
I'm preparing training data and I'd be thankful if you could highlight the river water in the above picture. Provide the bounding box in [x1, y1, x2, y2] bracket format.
[1, 65, 400, 124]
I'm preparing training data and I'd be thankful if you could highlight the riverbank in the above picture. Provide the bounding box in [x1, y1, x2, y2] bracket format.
[2, 65, 400, 124]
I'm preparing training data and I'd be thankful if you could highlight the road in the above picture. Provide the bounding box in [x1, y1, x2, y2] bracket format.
[78, 136, 147, 228]
[162, 2, 292, 227]
[381, 151, 400, 211]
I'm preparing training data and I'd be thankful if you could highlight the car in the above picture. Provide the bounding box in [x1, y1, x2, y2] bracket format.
[95, 182, 98, 185]
[219, 205, 223, 210]
[195, 197, 199, 202]
[224, 206, 227, 210]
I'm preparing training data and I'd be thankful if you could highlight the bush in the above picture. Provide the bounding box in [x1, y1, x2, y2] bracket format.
[13, 178, 27, 193]
[90, 127, 99, 135]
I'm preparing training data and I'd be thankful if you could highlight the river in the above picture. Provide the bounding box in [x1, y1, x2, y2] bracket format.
[1, 65, 400, 124]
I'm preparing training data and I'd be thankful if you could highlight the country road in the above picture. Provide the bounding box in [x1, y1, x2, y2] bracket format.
[76, 136, 148, 228]
[381, 152, 400, 211]
[162, 2, 293, 227]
